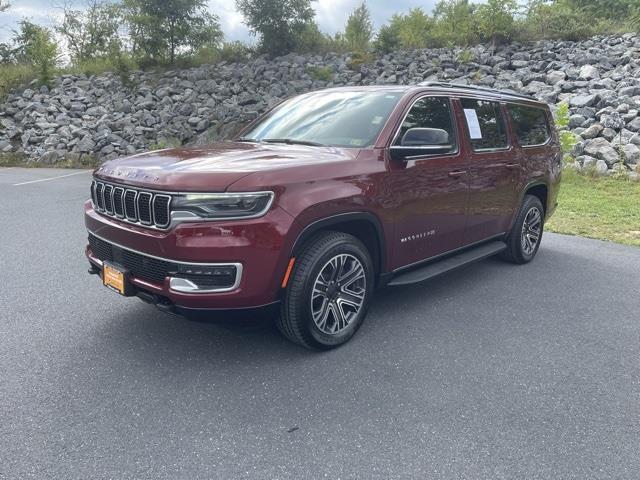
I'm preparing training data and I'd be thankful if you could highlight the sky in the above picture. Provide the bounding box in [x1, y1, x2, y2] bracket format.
[0, 0, 439, 44]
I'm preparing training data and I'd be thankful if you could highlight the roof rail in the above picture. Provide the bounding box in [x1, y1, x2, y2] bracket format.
[417, 81, 535, 101]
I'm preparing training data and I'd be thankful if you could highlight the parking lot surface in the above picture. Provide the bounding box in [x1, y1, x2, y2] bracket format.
[1, 167, 639, 479]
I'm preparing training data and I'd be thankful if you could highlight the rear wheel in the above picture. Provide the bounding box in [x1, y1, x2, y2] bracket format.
[501, 195, 544, 264]
[277, 231, 374, 349]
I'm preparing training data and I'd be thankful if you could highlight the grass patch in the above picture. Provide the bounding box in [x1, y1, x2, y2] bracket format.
[547, 169, 640, 247]
[0, 152, 100, 169]
[306, 65, 334, 82]
[0, 64, 36, 99]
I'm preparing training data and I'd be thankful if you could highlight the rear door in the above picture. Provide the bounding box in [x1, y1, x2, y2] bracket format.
[459, 98, 522, 243]
[386, 95, 469, 269]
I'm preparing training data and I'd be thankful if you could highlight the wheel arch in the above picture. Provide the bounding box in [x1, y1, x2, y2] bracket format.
[524, 182, 549, 215]
[290, 212, 387, 284]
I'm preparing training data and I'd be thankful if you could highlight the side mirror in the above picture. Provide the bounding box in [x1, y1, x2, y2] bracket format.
[390, 128, 453, 161]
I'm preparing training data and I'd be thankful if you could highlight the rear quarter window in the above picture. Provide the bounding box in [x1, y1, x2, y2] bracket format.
[508, 104, 551, 146]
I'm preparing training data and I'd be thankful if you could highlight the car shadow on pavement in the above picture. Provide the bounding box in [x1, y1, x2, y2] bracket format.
[75, 243, 581, 370]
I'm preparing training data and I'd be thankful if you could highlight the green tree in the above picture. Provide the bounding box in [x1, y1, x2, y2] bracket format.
[13, 20, 58, 86]
[476, 0, 518, 46]
[57, 0, 123, 63]
[124, 0, 222, 65]
[236, 0, 315, 57]
[374, 18, 401, 52]
[397, 8, 433, 49]
[344, 2, 373, 52]
[432, 0, 477, 46]
[374, 9, 433, 51]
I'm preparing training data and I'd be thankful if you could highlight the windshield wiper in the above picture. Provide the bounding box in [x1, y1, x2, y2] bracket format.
[236, 137, 260, 143]
[261, 138, 326, 147]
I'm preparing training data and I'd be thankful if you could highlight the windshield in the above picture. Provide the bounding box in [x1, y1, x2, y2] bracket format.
[241, 90, 404, 148]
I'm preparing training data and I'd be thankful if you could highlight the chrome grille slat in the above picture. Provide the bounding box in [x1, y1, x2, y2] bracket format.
[91, 181, 173, 230]
[137, 192, 153, 225]
[124, 189, 138, 221]
[113, 187, 125, 218]
[152, 194, 171, 228]
[103, 184, 114, 214]
[95, 182, 105, 211]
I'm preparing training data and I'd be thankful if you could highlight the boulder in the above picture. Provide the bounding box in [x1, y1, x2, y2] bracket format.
[594, 159, 609, 176]
[584, 138, 620, 166]
[623, 143, 640, 164]
[579, 65, 599, 80]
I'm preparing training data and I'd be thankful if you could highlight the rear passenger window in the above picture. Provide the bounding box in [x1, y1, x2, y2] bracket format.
[508, 105, 550, 146]
[395, 96, 456, 153]
[460, 99, 508, 151]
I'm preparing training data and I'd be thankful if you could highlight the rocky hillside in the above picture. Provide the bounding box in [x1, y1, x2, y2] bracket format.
[1, 33, 640, 176]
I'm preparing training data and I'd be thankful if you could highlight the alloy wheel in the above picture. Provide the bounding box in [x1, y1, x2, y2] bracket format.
[310, 254, 367, 335]
[521, 206, 542, 256]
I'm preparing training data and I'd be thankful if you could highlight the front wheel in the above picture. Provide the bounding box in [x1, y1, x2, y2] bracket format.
[277, 231, 374, 350]
[501, 195, 544, 264]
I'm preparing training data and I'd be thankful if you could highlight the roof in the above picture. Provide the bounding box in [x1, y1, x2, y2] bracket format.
[320, 82, 541, 104]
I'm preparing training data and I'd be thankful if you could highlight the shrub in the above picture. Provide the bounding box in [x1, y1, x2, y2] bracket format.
[0, 63, 35, 99]
[306, 65, 333, 82]
[457, 49, 473, 64]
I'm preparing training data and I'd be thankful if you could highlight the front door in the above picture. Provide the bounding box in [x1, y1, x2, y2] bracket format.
[458, 98, 521, 243]
[386, 96, 469, 269]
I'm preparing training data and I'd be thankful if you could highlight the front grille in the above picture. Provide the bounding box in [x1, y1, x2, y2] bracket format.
[91, 180, 172, 230]
[87, 233, 238, 289]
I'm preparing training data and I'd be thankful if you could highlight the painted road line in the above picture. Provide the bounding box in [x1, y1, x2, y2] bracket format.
[13, 170, 90, 186]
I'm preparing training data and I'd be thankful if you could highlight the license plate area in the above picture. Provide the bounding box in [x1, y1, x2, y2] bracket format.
[103, 262, 135, 296]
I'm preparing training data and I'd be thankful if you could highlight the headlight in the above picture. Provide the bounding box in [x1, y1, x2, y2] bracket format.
[171, 191, 274, 220]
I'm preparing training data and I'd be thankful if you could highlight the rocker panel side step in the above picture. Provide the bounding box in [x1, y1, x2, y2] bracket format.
[388, 240, 507, 286]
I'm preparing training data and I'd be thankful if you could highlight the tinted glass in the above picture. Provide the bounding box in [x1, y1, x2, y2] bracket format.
[509, 104, 550, 146]
[461, 98, 508, 150]
[394, 97, 456, 152]
[242, 90, 403, 148]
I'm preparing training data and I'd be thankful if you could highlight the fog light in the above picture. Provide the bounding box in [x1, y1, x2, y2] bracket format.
[169, 263, 242, 293]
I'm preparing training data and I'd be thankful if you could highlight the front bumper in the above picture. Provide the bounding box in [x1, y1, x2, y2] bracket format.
[84, 200, 297, 310]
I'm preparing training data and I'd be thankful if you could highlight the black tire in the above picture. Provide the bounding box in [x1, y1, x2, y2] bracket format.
[501, 194, 545, 264]
[277, 231, 374, 350]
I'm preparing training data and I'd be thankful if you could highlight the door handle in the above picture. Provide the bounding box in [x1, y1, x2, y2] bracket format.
[505, 163, 520, 170]
[448, 170, 467, 178]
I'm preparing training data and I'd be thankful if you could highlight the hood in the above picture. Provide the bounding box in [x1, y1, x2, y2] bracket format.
[94, 142, 359, 191]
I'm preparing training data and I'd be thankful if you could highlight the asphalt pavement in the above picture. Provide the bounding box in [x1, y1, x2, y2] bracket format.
[1, 167, 639, 479]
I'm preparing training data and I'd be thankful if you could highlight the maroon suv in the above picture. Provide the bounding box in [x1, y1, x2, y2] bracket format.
[85, 82, 561, 349]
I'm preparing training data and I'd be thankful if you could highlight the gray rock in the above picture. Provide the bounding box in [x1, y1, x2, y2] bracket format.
[578, 155, 598, 168]
[546, 70, 566, 84]
[595, 159, 609, 176]
[570, 94, 598, 108]
[579, 65, 599, 80]
[584, 137, 620, 166]
[76, 135, 96, 153]
[627, 117, 640, 132]
[581, 124, 603, 139]
[37, 150, 59, 164]
[623, 143, 640, 164]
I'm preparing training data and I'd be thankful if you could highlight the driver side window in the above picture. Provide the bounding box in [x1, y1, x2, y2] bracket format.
[394, 96, 456, 153]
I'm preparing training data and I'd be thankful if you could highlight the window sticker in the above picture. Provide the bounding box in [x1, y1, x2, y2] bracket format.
[371, 116, 383, 125]
[350, 138, 365, 146]
[464, 109, 483, 139]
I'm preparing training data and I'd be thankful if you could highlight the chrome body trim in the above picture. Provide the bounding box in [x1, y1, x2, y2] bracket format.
[87, 230, 243, 293]
[90, 178, 275, 230]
